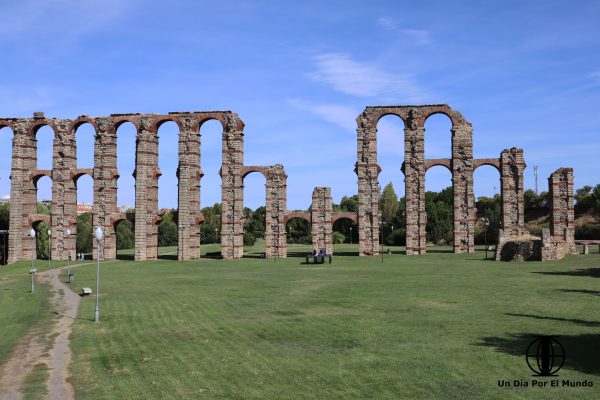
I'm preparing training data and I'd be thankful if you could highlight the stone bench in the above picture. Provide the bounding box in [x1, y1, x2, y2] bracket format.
[575, 240, 600, 255]
[305, 254, 332, 264]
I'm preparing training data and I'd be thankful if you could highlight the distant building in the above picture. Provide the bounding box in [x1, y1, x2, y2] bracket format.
[40, 199, 52, 207]
[0, 195, 9, 205]
[118, 205, 134, 214]
[77, 203, 93, 215]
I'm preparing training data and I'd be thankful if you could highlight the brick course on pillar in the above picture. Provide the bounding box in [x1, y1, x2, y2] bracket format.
[311, 187, 333, 255]
[404, 109, 427, 255]
[355, 110, 380, 256]
[495, 148, 527, 260]
[451, 123, 475, 253]
[264, 164, 287, 258]
[541, 168, 577, 260]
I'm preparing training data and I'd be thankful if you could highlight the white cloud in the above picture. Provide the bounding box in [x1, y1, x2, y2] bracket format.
[376, 17, 398, 30]
[376, 17, 432, 45]
[308, 53, 432, 102]
[590, 70, 600, 84]
[401, 29, 432, 45]
[287, 98, 358, 132]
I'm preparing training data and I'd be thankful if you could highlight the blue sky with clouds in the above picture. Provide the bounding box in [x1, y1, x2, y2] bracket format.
[0, 0, 599, 210]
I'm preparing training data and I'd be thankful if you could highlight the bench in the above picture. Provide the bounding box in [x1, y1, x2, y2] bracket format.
[305, 254, 332, 264]
[81, 287, 92, 296]
[575, 240, 600, 255]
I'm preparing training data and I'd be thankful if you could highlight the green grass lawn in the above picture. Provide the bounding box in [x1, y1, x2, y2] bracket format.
[56, 245, 600, 399]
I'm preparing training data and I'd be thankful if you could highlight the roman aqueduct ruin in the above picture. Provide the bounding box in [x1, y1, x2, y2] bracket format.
[0, 105, 576, 263]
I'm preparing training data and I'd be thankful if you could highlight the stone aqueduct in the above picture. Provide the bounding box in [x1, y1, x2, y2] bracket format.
[0, 105, 575, 263]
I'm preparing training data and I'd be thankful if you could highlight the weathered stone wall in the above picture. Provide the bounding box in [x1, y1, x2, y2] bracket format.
[355, 110, 380, 256]
[311, 187, 333, 255]
[2, 111, 251, 262]
[264, 164, 287, 258]
[541, 168, 576, 260]
[356, 105, 473, 256]
[495, 148, 527, 260]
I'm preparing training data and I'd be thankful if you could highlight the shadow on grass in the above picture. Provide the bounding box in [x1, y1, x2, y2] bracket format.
[556, 289, 600, 296]
[116, 254, 134, 261]
[203, 252, 223, 260]
[476, 332, 600, 375]
[157, 254, 178, 261]
[425, 248, 454, 254]
[505, 313, 600, 328]
[532, 268, 600, 278]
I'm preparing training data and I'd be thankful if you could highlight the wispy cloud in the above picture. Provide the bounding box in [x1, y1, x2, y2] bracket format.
[590, 70, 600, 84]
[376, 17, 432, 45]
[287, 98, 358, 132]
[308, 53, 432, 102]
[0, 0, 133, 46]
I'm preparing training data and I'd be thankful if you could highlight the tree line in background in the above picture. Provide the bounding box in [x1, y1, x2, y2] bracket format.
[0, 182, 599, 260]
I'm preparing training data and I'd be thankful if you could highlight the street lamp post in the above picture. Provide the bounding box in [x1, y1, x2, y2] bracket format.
[30, 228, 36, 293]
[94, 227, 104, 322]
[47, 229, 52, 269]
[379, 220, 384, 262]
[349, 226, 352, 244]
[480, 217, 490, 260]
[214, 228, 218, 244]
[66, 228, 71, 281]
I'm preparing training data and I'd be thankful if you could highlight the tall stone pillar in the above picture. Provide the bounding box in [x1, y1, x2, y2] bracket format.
[8, 120, 36, 263]
[134, 117, 159, 260]
[51, 120, 77, 260]
[311, 187, 333, 255]
[404, 109, 426, 255]
[451, 122, 475, 253]
[93, 118, 119, 260]
[177, 116, 201, 260]
[356, 110, 380, 256]
[265, 164, 287, 258]
[220, 113, 245, 259]
[548, 168, 576, 253]
[499, 148, 526, 239]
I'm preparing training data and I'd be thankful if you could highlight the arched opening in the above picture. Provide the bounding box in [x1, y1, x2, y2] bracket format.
[35, 175, 52, 213]
[474, 164, 501, 249]
[425, 165, 453, 251]
[75, 174, 94, 259]
[157, 120, 180, 260]
[0, 127, 13, 265]
[376, 114, 406, 250]
[32, 220, 51, 260]
[199, 119, 223, 257]
[285, 216, 311, 257]
[75, 123, 95, 169]
[36, 125, 54, 170]
[242, 172, 266, 258]
[114, 217, 135, 260]
[115, 121, 137, 258]
[424, 113, 452, 160]
[332, 217, 358, 255]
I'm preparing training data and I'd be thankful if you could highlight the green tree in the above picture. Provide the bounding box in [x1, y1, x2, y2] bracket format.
[116, 220, 134, 250]
[379, 182, 399, 223]
[35, 221, 51, 259]
[158, 211, 178, 247]
[76, 213, 93, 254]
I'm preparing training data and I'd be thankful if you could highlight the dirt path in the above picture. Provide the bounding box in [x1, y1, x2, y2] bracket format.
[0, 263, 88, 400]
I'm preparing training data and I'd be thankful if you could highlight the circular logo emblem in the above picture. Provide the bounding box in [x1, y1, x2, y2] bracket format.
[526, 336, 565, 376]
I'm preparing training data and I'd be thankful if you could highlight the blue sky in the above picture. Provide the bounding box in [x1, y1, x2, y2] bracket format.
[0, 0, 599, 210]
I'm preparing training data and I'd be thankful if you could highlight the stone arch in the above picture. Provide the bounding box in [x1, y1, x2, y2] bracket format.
[356, 105, 474, 257]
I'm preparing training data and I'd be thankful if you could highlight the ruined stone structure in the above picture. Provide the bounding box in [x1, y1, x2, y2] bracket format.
[356, 105, 475, 256]
[1, 105, 576, 263]
[310, 187, 333, 255]
[0, 111, 289, 262]
[541, 168, 577, 260]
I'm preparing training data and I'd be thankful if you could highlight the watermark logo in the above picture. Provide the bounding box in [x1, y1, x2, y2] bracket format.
[525, 336, 565, 377]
